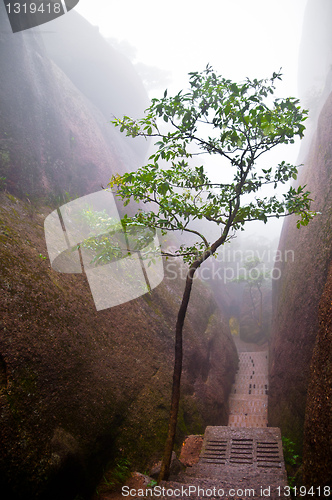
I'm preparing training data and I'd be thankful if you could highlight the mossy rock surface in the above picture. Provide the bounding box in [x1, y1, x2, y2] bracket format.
[0, 194, 238, 499]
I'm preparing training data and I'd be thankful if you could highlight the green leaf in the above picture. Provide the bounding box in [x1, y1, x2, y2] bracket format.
[108, 65, 312, 267]
[224, 103, 231, 115]
[158, 182, 170, 195]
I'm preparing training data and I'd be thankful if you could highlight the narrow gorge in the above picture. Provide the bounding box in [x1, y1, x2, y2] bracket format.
[0, 1, 331, 499]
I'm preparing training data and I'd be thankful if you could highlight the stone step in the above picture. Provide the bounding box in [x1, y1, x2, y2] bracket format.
[228, 350, 269, 426]
[228, 414, 268, 425]
[171, 427, 288, 498]
[228, 396, 268, 406]
[163, 348, 288, 498]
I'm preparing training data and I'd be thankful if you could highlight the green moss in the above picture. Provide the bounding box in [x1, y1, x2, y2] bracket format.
[282, 436, 302, 489]
[177, 406, 189, 436]
[5, 368, 38, 419]
[143, 294, 163, 317]
[20, 370, 37, 394]
[48, 274, 67, 293]
[142, 294, 153, 306]
[181, 396, 204, 435]
[273, 399, 304, 458]
[0, 149, 11, 179]
[5, 391, 21, 420]
[114, 378, 205, 471]
[5, 193, 17, 203]
[96, 457, 131, 495]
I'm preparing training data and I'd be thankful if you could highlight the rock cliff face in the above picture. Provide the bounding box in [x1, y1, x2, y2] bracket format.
[40, 11, 149, 154]
[269, 92, 332, 462]
[0, 4, 149, 198]
[0, 194, 238, 499]
[269, 1, 332, 485]
[302, 261, 332, 487]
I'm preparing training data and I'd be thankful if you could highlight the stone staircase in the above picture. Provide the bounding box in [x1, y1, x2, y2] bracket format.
[176, 426, 288, 498]
[228, 351, 269, 427]
[161, 339, 288, 499]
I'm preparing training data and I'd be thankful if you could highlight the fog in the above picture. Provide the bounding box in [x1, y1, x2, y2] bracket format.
[1, 4, 331, 494]
[76, 0, 305, 94]
[74, 0, 309, 244]
[34, 0, 331, 255]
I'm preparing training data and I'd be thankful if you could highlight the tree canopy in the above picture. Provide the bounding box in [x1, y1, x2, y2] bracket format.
[110, 65, 313, 266]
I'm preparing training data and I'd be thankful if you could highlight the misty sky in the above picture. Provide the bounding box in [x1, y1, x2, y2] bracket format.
[75, 0, 308, 156]
[75, 0, 307, 95]
[74, 0, 309, 239]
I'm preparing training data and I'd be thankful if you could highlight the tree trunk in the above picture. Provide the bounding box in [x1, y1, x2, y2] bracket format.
[158, 200, 240, 482]
[158, 269, 196, 481]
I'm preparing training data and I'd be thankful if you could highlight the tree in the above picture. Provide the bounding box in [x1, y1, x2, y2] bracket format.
[109, 66, 314, 481]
